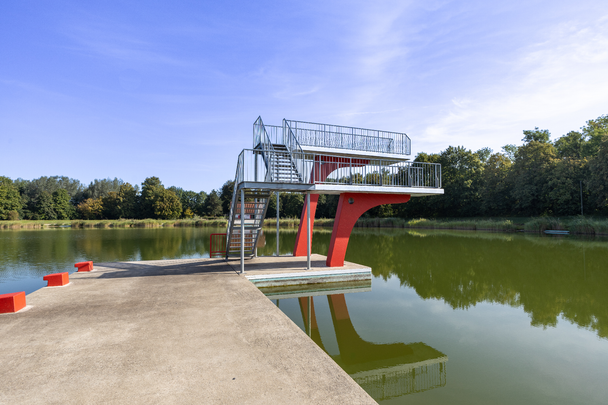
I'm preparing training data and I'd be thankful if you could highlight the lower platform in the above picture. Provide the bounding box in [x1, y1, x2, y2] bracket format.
[0, 257, 374, 404]
[227, 254, 372, 288]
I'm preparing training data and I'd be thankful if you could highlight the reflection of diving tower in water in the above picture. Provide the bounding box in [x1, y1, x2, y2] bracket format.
[265, 285, 448, 401]
[218, 117, 443, 270]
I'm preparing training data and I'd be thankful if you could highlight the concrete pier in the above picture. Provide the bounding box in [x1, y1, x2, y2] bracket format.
[0, 257, 376, 404]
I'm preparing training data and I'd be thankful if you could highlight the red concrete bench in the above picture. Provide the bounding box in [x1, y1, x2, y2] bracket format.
[74, 261, 94, 272]
[43, 272, 70, 287]
[0, 292, 26, 314]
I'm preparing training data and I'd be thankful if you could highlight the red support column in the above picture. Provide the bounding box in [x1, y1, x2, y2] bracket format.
[293, 194, 319, 256]
[293, 156, 369, 256]
[326, 193, 411, 267]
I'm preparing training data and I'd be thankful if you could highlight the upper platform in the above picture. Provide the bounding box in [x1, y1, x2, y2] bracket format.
[255, 118, 411, 160]
[237, 116, 442, 196]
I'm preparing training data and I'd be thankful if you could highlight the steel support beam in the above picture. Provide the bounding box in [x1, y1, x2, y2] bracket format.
[240, 188, 245, 274]
[326, 193, 411, 267]
[306, 192, 311, 270]
[276, 192, 280, 256]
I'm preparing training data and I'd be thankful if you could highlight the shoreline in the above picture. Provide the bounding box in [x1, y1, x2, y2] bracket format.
[1, 216, 607, 236]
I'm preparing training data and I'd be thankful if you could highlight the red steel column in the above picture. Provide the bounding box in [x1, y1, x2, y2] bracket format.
[293, 194, 319, 256]
[326, 193, 411, 267]
[293, 156, 369, 256]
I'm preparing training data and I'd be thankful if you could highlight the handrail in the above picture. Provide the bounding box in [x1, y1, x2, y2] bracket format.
[232, 149, 441, 189]
[285, 119, 411, 155]
[226, 150, 244, 252]
[283, 120, 304, 182]
[253, 116, 277, 182]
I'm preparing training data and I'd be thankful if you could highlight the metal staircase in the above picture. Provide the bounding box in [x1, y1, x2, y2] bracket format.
[266, 144, 303, 183]
[226, 189, 271, 258]
[225, 116, 304, 260]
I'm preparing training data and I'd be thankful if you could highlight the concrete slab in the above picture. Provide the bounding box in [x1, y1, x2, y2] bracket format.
[227, 254, 371, 287]
[0, 258, 375, 404]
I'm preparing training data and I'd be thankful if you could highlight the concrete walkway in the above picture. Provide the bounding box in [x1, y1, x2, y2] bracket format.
[0, 258, 375, 404]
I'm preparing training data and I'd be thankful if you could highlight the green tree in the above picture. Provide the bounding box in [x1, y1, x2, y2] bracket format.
[522, 127, 551, 144]
[52, 189, 75, 219]
[508, 140, 557, 215]
[435, 146, 484, 217]
[34, 191, 57, 220]
[581, 114, 608, 158]
[76, 178, 123, 203]
[203, 190, 223, 217]
[168, 187, 204, 218]
[554, 131, 585, 159]
[140, 177, 163, 219]
[103, 183, 139, 219]
[76, 198, 104, 220]
[219, 180, 234, 216]
[588, 135, 608, 213]
[480, 153, 513, 215]
[153, 188, 182, 219]
[0, 176, 22, 220]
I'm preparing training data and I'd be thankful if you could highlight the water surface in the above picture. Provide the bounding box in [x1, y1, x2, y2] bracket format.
[1, 227, 607, 404]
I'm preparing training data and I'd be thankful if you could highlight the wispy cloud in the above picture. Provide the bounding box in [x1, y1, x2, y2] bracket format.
[421, 15, 608, 152]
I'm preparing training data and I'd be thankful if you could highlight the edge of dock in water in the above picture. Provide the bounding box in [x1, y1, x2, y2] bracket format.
[0, 256, 376, 404]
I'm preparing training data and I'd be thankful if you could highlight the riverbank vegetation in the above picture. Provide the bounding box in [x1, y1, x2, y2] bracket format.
[2, 216, 608, 235]
[1, 114, 607, 227]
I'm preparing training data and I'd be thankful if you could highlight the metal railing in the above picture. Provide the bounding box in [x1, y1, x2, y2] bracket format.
[233, 149, 441, 189]
[284, 119, 411, 156]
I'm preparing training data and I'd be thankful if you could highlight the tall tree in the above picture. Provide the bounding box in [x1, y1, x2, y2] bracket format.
[219, 180, 234, 216]
[588, 135, 608, 214]
[203, 190, 222, 217]
[52, 189, 75, 219]
[508, 140, 557, 216]
[34, 191, 57, 220]
[480, 153, 513, 215]
[0, 176, 22, 220]
[140, 177, 163, 219]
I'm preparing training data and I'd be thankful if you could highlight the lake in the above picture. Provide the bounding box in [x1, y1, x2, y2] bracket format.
[2, 226, 607, 404]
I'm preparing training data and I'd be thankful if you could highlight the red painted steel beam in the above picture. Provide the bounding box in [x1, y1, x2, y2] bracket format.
[326, 193, 411, 267]
[293, 156, 369, 256]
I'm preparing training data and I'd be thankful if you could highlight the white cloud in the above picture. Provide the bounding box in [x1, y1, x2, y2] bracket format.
[421, 15, 608, 152]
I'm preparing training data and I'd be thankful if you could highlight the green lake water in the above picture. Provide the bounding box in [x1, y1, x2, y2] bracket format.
[1, 227, 608, 404]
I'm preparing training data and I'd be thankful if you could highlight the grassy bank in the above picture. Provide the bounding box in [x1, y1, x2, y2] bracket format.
[0, 218, 228, 230]
[2, 216, 608, 235]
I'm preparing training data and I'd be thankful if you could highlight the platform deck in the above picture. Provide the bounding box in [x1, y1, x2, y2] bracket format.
[0, 257, 375, 404]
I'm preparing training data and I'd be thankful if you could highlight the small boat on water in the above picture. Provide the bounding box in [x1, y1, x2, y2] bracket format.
[544, 230, 570, 235]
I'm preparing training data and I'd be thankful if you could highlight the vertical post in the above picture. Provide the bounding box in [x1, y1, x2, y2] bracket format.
[276, 192, 280, 256]
[306, 192, 311, 270]
[240, 188, 245, 274]
[580, 180, 584, 216]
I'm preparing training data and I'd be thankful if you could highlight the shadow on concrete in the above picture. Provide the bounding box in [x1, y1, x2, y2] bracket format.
[94, 259, 239, 279]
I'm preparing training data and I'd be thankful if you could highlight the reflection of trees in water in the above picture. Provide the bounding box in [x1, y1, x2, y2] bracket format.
[345, 230, 608, 338]
[0, 228, 221, 277]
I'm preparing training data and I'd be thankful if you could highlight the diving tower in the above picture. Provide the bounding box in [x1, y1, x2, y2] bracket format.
[222, 117, 444, 271]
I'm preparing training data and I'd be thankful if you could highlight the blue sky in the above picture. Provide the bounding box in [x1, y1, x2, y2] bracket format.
[1, 0, 607, 192]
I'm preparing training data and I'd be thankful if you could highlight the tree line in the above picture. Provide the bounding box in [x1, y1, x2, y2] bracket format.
[1, 114, 607, 221]
[0, 176, 228, 221]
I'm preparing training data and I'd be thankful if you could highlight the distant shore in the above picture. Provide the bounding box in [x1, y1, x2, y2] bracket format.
[2, 216, 608, 235]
